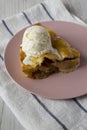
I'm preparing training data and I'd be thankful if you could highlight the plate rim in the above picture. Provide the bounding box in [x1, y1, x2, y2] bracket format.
[4, 20, 87, 99]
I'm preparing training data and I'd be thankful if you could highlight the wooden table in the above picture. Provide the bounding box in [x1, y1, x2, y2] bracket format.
[0, 0, 87, 130]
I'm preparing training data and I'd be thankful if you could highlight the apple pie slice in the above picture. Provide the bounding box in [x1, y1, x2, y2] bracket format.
[20, 24, 80, 79]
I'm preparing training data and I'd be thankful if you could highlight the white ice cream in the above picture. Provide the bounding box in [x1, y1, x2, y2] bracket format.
[21, 25, 61, 65]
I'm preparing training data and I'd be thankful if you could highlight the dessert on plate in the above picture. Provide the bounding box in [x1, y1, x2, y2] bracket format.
[20, 23, 80, 79]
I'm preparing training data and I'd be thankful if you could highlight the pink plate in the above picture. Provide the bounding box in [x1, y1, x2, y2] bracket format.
[4, 21, 87, 99]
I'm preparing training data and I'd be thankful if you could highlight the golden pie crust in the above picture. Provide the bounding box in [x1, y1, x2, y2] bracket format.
[20, 24, 80, 79]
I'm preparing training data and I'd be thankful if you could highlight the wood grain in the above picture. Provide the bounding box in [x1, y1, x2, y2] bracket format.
[0, 0, 87, 22]
[0, 0, 42, 20]
[0, 97, 4, 129]
[0, 97, 25, 130]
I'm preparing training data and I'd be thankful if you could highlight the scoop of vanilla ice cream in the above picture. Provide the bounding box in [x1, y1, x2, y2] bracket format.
[21, 25, 61, 65]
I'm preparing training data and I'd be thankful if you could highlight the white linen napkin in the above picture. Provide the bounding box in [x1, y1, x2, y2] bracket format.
[0, 0, 87, 130]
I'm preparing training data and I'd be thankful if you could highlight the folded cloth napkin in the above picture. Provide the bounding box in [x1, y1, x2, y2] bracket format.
[0, 0, 87, 130]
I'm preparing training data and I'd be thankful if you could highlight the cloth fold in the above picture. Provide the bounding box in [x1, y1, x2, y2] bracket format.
[0, 0, 87, 130]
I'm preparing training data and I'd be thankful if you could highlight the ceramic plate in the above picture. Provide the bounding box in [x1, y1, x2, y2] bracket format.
[4, 21, 87, 99]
